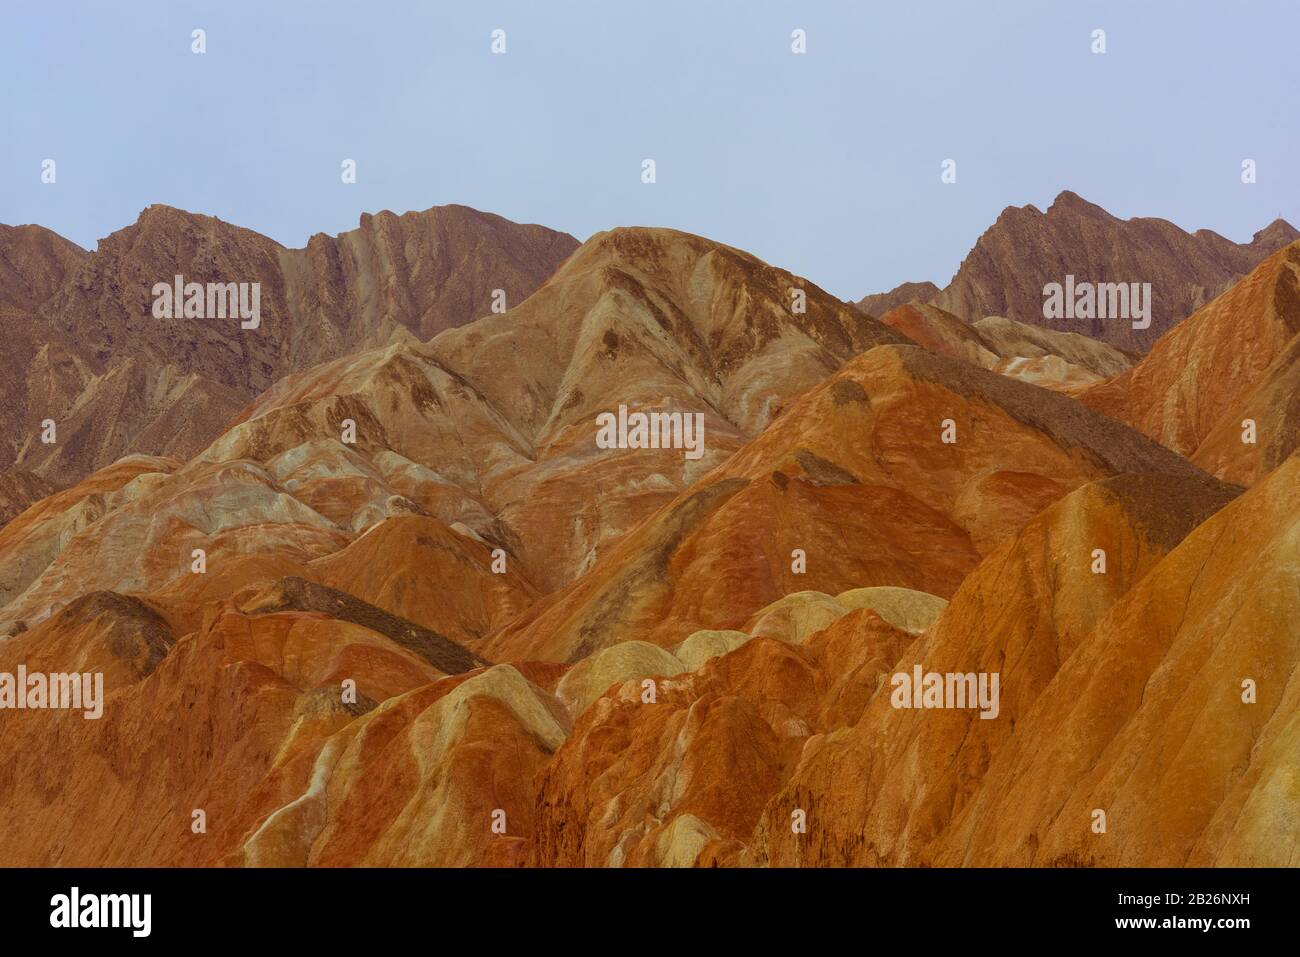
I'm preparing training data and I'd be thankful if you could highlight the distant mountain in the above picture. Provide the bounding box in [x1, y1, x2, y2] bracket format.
[0, 225, 93, 489]
[0, 224, 87, 319]
[0, 205, 580, 488]
[857, 280, 940, 317]
[874, 301, 1134, 393]
[859, 192, 1298, 352]
[290, 205, 582, 344]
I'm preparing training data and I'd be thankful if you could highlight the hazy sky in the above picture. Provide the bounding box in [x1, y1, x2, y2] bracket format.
[3, 0, 1297, 300]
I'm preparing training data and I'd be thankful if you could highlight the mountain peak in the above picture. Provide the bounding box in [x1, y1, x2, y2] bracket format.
[930, 195, 1292, 352]
[1046, 190, 1112, 219]
[1251, 217, 1300, 251]
[856, 280, 942, 316]
[135, 203, 222, 226]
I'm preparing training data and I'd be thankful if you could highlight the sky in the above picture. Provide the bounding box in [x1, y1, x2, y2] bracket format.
[2, 0, 1297, 300]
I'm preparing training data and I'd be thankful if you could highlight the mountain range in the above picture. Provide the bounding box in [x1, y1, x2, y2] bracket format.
[0, 192, 1296, 867]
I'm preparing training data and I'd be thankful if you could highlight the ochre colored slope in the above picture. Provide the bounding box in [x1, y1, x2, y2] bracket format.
[751, 471, 1240, 866]
[927, 454, 1300, 866]
[485, 343, 1210, 664]
[1081, 241, 1300, 485]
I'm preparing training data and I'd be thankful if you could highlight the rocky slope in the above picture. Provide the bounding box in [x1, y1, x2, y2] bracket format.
[0, 470, 57, 527]
[875, 302, 1134, 393]
[0, 224, 87, 320]
[1081, 240, 1300, 485]
[866, 191, 1297, 352]
[0, 225, 93, 494]
[484, 341, 1210, 664]
[0, 225, 906, 636]
[1, 205, 580, 486]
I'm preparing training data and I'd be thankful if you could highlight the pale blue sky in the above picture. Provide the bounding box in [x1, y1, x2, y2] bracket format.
[2, 0, 1296, 300]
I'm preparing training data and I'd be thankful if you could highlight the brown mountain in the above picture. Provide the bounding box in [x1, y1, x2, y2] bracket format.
[0, 469, 57, 527]
[288, 205, 582, 345]
[0, 225, 93, 496]
[857, 280, 940, 317]
[0, 224, 87, 319]
[874, 302, 1133, 393]
[1, 205, 580, 488]
[890, 191, 1296, 352]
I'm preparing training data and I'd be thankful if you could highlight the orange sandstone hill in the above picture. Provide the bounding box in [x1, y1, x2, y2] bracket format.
[483, 341, 1212, 664]
[1081, 240, 1300, 485]
[860, 192, 1297, 352]
[747, 468, 1245, 866]
[746, 454, 1294, 867]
